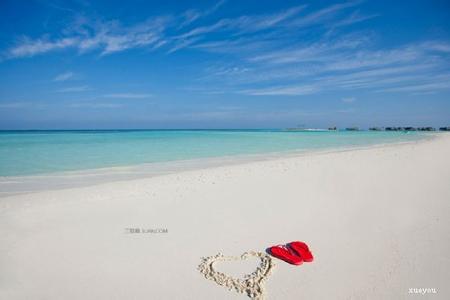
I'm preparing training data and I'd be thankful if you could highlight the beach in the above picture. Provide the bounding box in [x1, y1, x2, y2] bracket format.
[1, 133, 449, 299]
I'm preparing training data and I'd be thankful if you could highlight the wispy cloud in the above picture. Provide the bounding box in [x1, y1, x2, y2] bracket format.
[69, 102, 123, 108]
[175, 5, 306, 41]
[5, 16, 172, 59]
[337, 108, 356, 113]
[378, 80, 450, 93]
[333, 10, 379, 28]
[103, 93, 153, 99]
[78, 17, 171, 55]
[205, 0, 227, 16]
[198, 36, 450, 96]
[289, 0, 361, 28]
[240, 85, 318, 96]
[178, 0, 227, 28]
[57, 85, 91, 92]
[3, 1, 450, 98]
[53, 71, 74, 81]
[420, 41, 450, 53]
[3, 1, 231, 59]
[2, 0, 363, 60]
[8, 37, 78, 58]
[342, 97, 356, 103]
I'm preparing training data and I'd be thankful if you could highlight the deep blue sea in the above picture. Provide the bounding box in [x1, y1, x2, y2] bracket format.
[0, 130, 427, 176]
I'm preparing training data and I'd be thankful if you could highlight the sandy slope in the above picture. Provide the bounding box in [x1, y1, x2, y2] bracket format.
[1, 134, 449, 299]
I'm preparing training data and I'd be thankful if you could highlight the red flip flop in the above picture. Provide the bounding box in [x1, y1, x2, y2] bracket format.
[288, 241, 314, 262]
[268, 245, 303, 265]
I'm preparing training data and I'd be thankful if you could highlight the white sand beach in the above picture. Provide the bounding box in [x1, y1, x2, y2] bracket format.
[1, 134, 449, 299]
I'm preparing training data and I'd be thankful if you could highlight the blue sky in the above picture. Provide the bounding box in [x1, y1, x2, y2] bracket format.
[0, 0, 449, 129]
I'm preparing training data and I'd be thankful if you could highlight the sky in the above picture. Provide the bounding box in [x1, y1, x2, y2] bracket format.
[0, 0, 449, 129]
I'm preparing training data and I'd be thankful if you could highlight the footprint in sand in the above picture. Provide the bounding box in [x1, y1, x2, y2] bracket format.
[198, 251, 275, 299]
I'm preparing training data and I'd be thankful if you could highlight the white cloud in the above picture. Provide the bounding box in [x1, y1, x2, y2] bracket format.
[57, 85, 91, 92]
[289, 0, 361, 27]
[337, 108, 356, 113]
[200, 38, 450, 96]
[3, 2, 359, 59]
[249, 34, 370, 65]
[177, 5, 306, 40]
[4, 1, 230, 59]
[178, 0, 227, 28]
[240, 85, 318, 96]
[69, 102, 123, 108]
[420, 41, 450, 53]
[379, 81, 450, 93]
[341, 97, 356, 103]
[8, 37, 78, 58]
[54, 71, 74, 81]
[3, 1, 450, 98]
[6, 16, 171, 59]
[167, 37, 202, 53]
[103, 93, 153, 99]
[77, 17, 171, 55]
[333, 11, 379, 28]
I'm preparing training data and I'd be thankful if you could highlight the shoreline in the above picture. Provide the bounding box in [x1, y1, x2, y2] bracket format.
[0, 133, 438, 198]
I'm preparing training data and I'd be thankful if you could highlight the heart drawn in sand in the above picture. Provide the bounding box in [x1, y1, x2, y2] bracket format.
[198, 251, 275, 299]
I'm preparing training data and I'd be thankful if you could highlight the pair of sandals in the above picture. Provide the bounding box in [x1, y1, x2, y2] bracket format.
[268, 241, 313, 265]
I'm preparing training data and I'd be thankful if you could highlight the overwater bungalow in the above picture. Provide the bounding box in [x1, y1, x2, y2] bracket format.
[418, 127, 436, 131]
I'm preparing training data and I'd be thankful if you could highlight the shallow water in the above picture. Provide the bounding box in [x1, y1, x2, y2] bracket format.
[0, 129, 427, 176]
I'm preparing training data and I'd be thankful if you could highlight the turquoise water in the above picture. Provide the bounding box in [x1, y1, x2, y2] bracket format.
[0, 130, 426, 176]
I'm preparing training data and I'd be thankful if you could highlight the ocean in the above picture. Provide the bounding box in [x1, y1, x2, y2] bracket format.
[0, 129, 428, 176]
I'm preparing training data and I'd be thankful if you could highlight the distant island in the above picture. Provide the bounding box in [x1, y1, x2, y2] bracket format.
[285, 126, 450, 132]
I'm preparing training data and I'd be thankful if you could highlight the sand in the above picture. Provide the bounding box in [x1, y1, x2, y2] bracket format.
[0, 134, 449, 299]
